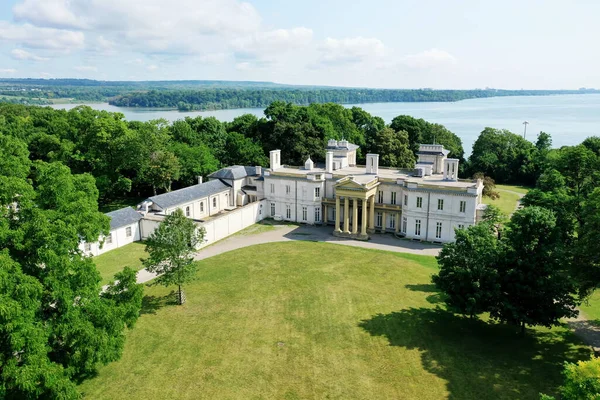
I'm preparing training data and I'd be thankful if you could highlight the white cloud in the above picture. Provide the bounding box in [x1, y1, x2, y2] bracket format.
[10, 0, 261, 55]
[13, 0, 84, 30]
[0, 68, 17, 74]
[0, 22, 84, 51]
[401, 49, 457, 69]
[232, 27, 313, 60]
[146, 64, 159, 71]
[235, 62, 251, 71]
[318, 36, 385, 65]
[10, 48, 49, 61]
[74, 65, 98, 72]
[198, 52, 229, 65]
[39, 72, 53, 78]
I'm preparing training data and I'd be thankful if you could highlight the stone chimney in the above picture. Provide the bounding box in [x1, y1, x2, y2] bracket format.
[255, 166, 262, 176]
[197, 176, 203, 184]
[304, 157, 314, 170]
[326, 151, 334, 173]
[270, 149, 281, 170]
[366, 153, 379, 175]
[443, 159, 459, 181]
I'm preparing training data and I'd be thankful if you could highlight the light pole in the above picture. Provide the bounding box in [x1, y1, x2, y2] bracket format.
[522, 121, 529, 139]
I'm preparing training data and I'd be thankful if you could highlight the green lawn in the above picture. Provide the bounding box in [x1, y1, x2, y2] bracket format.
[483, 190, 522, 216]
[80, 242, 590, 399]
[94, 242, 147, 284]
[495, 184, 532, 195]
[580, 291, 600, 324]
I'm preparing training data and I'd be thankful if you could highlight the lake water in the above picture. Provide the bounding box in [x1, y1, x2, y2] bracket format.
[50, 94, 600, 157]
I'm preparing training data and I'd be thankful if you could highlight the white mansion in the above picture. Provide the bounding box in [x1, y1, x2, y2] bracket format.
[81, 141, 485, 256]
[263, 141, 485, 242]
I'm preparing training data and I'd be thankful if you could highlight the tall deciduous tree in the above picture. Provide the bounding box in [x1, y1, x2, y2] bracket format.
[0, 137, 142, 398]
[432, 223, 502, 317]
[141, 150, 181, 195]
[494, 207, 579, 333]
[365, 127, 415, 168]
[142, 209, 205, 305]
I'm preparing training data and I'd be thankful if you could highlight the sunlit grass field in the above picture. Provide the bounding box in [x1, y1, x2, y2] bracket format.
[80, 242, 590, 399]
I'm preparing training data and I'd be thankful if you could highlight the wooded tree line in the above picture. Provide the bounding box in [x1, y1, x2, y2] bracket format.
[434, 133, 600, 333]
[0, 102, 468, 208]
[109, 88, 598, 111]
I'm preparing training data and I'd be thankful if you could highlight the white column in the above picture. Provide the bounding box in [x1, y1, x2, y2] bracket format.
[369, 195, 375, 230]
[343, 197, 350, 234]
[335, 197, 341, 232]
[395, 213, 400, 233]
[361, 198, 368, 236]
[352, 198, 358, 234]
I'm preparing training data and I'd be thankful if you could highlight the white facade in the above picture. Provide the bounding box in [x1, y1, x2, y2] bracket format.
[80, 207, 143, 256]
[263, 141, 484, 243]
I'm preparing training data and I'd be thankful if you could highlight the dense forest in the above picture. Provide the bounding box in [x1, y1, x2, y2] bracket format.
[110, 88, 600, 111]
[0, 78, 598, 109]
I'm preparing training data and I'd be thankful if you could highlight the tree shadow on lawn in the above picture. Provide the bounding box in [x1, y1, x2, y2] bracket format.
[405, 283, 445, 304]
[140, 291, 178, 315]
[359, 307, 591, 400]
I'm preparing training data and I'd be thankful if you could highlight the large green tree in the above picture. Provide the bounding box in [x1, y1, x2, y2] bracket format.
[143, 209, 205, 305]
[432, 223, 502, 317]
[468, 127, 536, 184]
[493, 207, 579, 333]
[365, 127, 415, 168]
[0, 136, 142, 398]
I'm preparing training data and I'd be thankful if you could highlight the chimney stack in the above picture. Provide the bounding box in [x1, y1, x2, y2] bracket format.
[366, 153, 379, 175]
[270, 150, 281, 170]
[326, 151, 334, 173]
[197, 176, 203, 185]
[255, 166, 262, 176]
[443, 159, 459, 181]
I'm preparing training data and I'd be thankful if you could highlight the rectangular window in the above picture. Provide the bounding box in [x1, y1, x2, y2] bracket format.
[271, 202, 276, 216]
[126, 227, 132, 237]
[200, 202, 204, 212]
[286, 185, 291, 195]
[302, 206, 307, 221]
[417, 196, 423, 208]
[458, 224, 465, 230]
[415, 219, 421, 236]
[390, 215, 396, 229]
[391, 192, 397, 205]
[84, 242, 91, 251]
[106, 234, 112, 244]
[270, 183, 275, 193]
[315, 207, 321, 222]
[403, 194, 407, 206]
[437, 199, 444, 210]
[315, 187, 320, 198]
[286, 205, 291, 219]
[436, 222, 442, 239]
[460, 200, 466, 213]
[402, 217, 407, 234]
[332, 207, 336, 222]
[378, 191, 383, 203]
[376, 212, 383, 227]
[185, 206, 190, 217]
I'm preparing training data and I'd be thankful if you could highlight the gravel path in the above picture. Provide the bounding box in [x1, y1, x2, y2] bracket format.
[567, 310, 600, 355]
[135, 224, 441, 284]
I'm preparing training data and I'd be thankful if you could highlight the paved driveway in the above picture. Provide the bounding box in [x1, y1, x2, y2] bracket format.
[136, 224, 441, 284]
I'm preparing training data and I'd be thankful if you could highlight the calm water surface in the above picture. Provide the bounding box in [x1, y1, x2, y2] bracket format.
[50, 94, 600, 156]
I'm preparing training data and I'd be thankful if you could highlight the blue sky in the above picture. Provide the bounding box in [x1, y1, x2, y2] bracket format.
[0, 0, 597, 88]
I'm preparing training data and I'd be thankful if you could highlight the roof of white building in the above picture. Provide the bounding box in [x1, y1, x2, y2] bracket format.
[105, 207, 143, 230]
[270, 165, 478, 189]
[146, 179, 230, 209]
[208, 165, 260, 180]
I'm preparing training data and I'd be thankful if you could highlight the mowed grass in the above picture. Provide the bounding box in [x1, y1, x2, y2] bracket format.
[495, 184, 532, 195]
[94, 242, 147, 284]
[79, 242, 590, 400]
[580, 291, 600, 323]
[483, 184, 530, 216]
